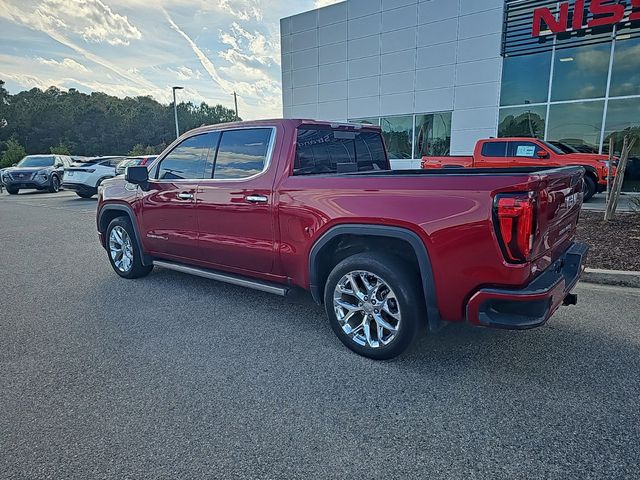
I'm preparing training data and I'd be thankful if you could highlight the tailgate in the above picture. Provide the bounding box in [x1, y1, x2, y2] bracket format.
[531, 167, 585, 262]
[64, 168, 93, 184]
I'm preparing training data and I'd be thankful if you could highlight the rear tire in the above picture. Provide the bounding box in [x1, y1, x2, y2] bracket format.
[6, 187, 18, 195]
[48, 175, 60, 193]
[582, 175, 597, 202]
[324, 253, 423, 360]
[106, 217, 153, 279]
[76, 191, 94, 199]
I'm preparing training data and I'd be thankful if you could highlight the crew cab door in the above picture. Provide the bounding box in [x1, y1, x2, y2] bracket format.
[139, 133, 215, 260]
[477, 141, 512, 167]
[507, 140, 559, 167]
[196, 127, 277, 274]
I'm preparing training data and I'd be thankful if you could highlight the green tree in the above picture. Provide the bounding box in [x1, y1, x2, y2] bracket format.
[1, 137, 26, 168]
[0, 80, 239, 157]
[128, 143, 147, 156]
[50, 142, 71, 155]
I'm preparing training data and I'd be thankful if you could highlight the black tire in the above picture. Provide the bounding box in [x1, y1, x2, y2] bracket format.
[582, 175, 597, 202]
[106, 217, 153, 279]
[48, 175, 60, 193]
[324, 253, 424, 360]
[76, 191, 94, 199]
[6, 186, 19, 195]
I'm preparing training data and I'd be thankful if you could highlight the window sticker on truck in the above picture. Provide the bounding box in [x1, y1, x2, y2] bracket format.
[516, 145, 536, 157]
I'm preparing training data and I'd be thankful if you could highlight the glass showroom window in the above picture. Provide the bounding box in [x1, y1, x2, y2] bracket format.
[498, 105, 547, 139]
[380, 116, 413, 159]
[547, 101, 604, 152]
[551, 43, 611, 102]
[350, 118, 380, 126]
[609, 36, 640, 98]
[414, 112, 452, 157]
[603, 98, 640, 192]
[500, 51, 552, 106]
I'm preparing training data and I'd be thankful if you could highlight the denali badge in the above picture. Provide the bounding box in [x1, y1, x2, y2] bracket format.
[564, 193, 580, 210]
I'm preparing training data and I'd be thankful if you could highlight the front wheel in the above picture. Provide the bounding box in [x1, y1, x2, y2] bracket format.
[106, 217, 153, 279]
[76, 191, 94, 199]
[6, 186, 19, 195]
[48, 175, 60, 193]
[583, 176, 597, 202]
[324, 253, 424, 360]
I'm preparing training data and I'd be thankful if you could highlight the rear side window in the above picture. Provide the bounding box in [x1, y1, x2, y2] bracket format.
[481, 141, 508, 157]
[294, 128, 387, 175]
[213, 128, 272, 180]
[156, 133, 216, 180]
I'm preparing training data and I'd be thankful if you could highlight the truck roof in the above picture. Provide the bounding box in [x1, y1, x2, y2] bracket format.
[186, 119, 382, 136]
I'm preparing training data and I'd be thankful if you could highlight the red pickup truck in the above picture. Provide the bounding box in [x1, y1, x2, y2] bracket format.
[97, 120, 587, 359]
[421, 137, 614, 201]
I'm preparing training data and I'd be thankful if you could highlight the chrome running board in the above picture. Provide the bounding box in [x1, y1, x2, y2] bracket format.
[153, 260, 289, 296]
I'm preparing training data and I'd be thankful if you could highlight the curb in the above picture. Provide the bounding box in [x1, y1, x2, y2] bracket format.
[581, 268, 640, 289]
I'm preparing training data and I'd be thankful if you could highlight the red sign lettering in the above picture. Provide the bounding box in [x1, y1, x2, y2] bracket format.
[532, 0, 637, 37]
[588, 0, 625, 28]
[632, 0, 640, 21]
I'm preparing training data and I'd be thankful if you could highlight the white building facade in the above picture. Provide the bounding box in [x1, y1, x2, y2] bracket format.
[280, 0, 640, 191]
[280, 0, 506, 169]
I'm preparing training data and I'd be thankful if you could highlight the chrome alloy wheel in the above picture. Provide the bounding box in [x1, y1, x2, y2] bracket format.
[109, 226, 134, 273]
[333, 270, 401, 348]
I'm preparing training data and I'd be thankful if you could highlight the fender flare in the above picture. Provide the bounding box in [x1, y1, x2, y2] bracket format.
[95, 175, 114, 188]
[97, 204, 153, 266]
[308, 224, 442, 328]
[569, 164, 597, 179]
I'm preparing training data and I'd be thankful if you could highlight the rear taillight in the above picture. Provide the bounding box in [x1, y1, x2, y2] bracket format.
[494, 193, 536, 263]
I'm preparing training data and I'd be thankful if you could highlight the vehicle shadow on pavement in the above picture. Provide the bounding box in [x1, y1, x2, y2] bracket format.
[96, 266, 639, 397]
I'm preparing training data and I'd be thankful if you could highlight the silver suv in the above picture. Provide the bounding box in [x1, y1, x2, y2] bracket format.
[2, 154, 71, 194]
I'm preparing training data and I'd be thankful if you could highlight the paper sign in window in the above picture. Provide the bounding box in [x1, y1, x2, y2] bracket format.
[516, 145, 536, 157]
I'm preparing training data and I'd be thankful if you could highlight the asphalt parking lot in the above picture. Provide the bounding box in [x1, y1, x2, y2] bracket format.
[1, 190, 639, 479]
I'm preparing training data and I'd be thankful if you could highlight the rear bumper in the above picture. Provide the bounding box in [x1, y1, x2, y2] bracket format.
[466, 242, 588, 329]
[62, 182, 97, 195]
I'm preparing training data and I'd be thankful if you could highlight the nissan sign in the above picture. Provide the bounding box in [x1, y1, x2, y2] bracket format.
[533, 0, 640, 37]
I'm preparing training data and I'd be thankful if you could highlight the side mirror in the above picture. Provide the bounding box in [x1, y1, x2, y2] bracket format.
[125, 165, 149, 189]
[12, 163, 17, 167]
[537, 150, 550, 159]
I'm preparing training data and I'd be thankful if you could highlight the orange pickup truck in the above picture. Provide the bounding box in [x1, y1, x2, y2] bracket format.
[421, 137, 615, 201]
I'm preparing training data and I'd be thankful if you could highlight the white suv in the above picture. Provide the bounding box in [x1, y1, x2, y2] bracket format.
[62, 156, 126, 198]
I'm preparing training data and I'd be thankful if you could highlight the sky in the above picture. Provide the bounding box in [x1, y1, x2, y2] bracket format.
[0, 0, 342, 119]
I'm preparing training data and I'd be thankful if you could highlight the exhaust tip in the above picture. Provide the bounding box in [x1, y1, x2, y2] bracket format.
[563, 293, 578, 306]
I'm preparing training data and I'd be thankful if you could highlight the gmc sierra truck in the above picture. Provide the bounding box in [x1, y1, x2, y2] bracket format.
[421, 137, 615, 201]
[97, 120, 588, 359]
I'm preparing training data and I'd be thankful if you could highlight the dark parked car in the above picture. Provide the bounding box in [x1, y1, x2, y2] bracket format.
[115, 156, 157, 176]
[1, 154, 71, 194]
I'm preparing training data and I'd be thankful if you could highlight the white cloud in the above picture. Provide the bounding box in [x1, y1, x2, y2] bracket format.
[218, 0, 263, 21]
[36, 57, 89, 73]
[219, 22, 280, 67]
[167, 66, 202, 81]
[32, 0, 142, 46]
[314, 0, 342, 8]
[0, 1, 164, 98]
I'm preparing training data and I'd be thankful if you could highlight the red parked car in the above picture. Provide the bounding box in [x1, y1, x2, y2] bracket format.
[96, 120, 587, 359]
[421, 137, 615, 201]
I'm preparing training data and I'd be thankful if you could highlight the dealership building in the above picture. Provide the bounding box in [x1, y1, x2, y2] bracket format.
[280, 0, 640, 187]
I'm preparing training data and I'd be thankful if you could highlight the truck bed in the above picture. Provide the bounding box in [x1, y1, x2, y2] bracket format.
[278, 165, 585, 322]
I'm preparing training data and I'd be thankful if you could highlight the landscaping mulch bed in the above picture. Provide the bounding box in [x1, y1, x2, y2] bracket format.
[576, 211, 640, 271]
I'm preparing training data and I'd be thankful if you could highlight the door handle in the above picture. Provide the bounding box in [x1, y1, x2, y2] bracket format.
[245, 195, 268, 204]
[177, 192, 194, 200]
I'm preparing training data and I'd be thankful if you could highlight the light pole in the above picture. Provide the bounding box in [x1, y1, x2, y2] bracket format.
[172, 86, 184, 138]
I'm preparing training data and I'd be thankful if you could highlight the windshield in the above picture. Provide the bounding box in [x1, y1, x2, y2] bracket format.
[16, 155, 55, 167]
[541, 141, 566, 155]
